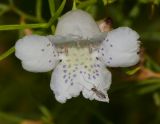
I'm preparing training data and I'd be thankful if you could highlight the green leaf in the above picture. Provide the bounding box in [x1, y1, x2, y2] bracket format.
[102, 0, 116, 5]
[0, 4, 10, 15]
[138, 83, 160, 94]
[125, 67, 140, 75]
[129, 5, 140, 18]
[153, 92, 160, 107]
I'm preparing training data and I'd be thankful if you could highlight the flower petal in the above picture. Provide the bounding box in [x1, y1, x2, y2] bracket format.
[98, 27, 140, 67]
[55, 9, 100, 40]
[15, 35, 59, 72]
[80, 59, 111, 102]
[50, 63, 83, 103]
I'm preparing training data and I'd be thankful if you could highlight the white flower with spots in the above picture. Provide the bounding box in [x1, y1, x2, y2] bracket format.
[15, 9, 140, 103]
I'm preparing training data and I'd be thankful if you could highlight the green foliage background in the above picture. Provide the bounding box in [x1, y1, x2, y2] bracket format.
[0, 0, 160, 124]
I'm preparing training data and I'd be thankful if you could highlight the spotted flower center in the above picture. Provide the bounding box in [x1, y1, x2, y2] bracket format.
[55, 42, 103, 85]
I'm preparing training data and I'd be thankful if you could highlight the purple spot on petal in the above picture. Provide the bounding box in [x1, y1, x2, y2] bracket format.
[93, 76, 96, 79]
[97, 64, 100, 67]
[63, 70, 67, 73]
[65, 79, 68, 83]
[73, 74, 76, 77]
[80, 71, 82, 74]
[63, 75, 66, 78]
[63, 65, 66, 68]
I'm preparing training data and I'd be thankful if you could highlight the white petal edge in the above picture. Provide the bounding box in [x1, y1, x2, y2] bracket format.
[98, 27, 140, 67]
[15, 35, 59, 72]
[55, 9, 100, 40]
[50, 63, 83, 103]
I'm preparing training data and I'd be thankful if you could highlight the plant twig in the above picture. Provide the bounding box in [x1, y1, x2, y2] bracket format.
[0, 23, 48, 30]
[48, 0, 56, 16]
[72, 0, 77, 10]
[48, 0, 66, 33]
[0, 46, 15, 61]
[12, 6, 45, 22]
[48, 0, 66, 27]
[36, 0, 43, 19]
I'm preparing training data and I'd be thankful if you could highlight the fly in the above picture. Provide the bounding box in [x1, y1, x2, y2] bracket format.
[80, 75, 107, 99]
[91, 86, 106, 99]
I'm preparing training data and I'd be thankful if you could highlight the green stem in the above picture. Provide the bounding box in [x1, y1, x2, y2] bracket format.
[0, 4, 10, 16]
[72, 0, 77, 10]
[36, 0, 43, 19]
[0, 46, 15, 61]
[77, 0, 96, 8]
[12, 6, 45, 22]
[0, 23, 48, 30]
[48, 0, 56, 16]
[48, 0, 66, 27]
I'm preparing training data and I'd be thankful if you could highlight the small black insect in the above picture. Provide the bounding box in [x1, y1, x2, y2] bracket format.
[80, 75, 107, 99]
[91, 86, 106, 99]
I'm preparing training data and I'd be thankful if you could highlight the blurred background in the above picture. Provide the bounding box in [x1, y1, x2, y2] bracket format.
[0, 0, 160, 124]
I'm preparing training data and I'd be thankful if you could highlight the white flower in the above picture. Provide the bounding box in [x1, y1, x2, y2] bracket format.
[15, 9, 140, 103]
